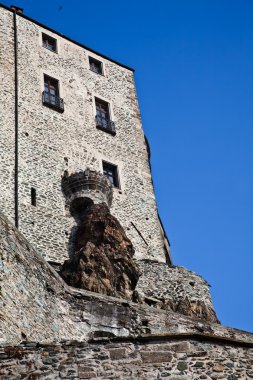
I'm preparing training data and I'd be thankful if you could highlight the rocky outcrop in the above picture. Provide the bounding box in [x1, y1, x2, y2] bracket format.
[59, 203, 140, 300]
[168, 297, 219, 323]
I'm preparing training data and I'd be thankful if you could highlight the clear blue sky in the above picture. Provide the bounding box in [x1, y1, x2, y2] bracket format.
[3, 0, 253, 332]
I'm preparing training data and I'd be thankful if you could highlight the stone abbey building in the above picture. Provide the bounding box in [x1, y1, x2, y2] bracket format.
[0, 3, 170, 266]
[0, 4, 253, 379]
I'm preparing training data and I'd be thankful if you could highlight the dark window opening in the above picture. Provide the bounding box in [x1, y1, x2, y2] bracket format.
[42, 33, 57, 52]
[44, 75, 59, 102]
[31, 188, 36, 206]
[95, 98, 115, 135]
[102, 161, 119, 188]
[42, 75, 64, 112]
[89, 57, 103, 74]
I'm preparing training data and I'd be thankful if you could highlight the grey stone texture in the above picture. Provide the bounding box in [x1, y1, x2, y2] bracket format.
[1, 340, 253, 379]
[0, 210, 252, 346]
[1, 6, 253, 379]
[136, 260, 218, 322]
[62, 169, 113, 209]
[0, 6, 167, 264]
[0, 182, 253, 379]
[0, 9, 15, 224]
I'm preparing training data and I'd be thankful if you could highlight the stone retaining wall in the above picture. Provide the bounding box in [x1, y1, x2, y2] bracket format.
[136, 260, 218, 322]
[1, 210, 252, 347]
[0, 184, 253, 379]
[1, 338, 253, 379]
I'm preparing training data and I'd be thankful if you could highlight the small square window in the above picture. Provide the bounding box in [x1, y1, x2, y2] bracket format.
[89, 57, 103, 75]
[42, 33, 57, 52]
[102, 161, 119, 188]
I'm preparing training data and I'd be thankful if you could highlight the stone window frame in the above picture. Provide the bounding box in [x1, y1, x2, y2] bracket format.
[42, 33, 57, 53]
[92, 93, 115, 129]
[42, 73, 64, 112]
[89, 56, 104, 75]
[40, 70, 64, 105]
[98, 157, 124, 193]
[87, 53, 107, 77]
[40, 30, 59, 54]
[102, 161, 120, 188]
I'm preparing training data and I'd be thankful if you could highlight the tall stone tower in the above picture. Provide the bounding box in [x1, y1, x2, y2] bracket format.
[0, 4, 171, 266]
[1, 7, 252, 379]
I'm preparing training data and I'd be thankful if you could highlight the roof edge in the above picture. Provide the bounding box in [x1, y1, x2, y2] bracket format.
[0, 2, 135, 72]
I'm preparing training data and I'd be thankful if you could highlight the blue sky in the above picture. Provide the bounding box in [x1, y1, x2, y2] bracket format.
[3, 0, 253, 331]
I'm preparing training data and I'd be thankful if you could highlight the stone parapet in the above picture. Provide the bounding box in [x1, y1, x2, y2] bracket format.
[62, 169, 113, 209]
[136, 260, 218, 323]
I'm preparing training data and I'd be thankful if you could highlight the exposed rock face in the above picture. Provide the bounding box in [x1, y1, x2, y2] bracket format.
[167, 297, 219, 323]
[59, 203, 140, 300]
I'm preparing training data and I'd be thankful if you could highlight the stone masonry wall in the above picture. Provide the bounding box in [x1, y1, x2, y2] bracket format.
[0, 8, 15, 224]
[1, 205, 253, 379]
[0, 6, 166, 264]
[1, 339, 253, 379]
[136, 260, 218, 322]
[1, 208, 252, 346]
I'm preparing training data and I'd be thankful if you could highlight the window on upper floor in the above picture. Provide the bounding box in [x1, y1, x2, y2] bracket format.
[102, 161, 120, 188]
[42, 75, 64, 112]
[89, 57, 103, 75]
[95, 98, 115, 135]
[42, 33, 57, 52]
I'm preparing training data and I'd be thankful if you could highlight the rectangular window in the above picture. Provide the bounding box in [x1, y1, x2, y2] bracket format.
[102, 161, 119, 188]
[89, 57, 103, 75]
[31, 187, 36, 206]
[95, 98, 115, 135]
[42, 75, 64, 112]
[44, 75, 59, 104]
[42, 33, 57, 52]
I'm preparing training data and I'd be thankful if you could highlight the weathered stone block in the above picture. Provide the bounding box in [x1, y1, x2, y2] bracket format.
[169, 342, 193, 352]
[213, 364, 225, 372]
[177, 361, 188, 371]
[109, 348, 126, 360]
[194, 361, 204, 367]
[78, 371, 97, 379]
[140, 351, 173, 363]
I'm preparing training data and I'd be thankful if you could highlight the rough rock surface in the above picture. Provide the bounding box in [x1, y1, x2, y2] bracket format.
[171, 296, 219, 323]
[136, 260, 219, 323]
[59, 203, 140, 300]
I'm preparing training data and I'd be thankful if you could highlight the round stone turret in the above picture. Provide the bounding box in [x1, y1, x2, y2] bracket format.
[62, 169, 113, 211]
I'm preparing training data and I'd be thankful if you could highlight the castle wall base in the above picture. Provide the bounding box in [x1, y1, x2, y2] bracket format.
[1, 338, 253, 379]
